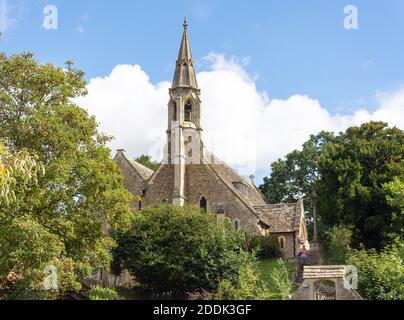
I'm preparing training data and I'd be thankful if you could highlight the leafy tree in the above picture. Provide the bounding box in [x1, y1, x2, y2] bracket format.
[317, 122, 404, 248]
[346, 240, 404, 300]
[112, 204, 253, 296]
[0, 143, 43, 205]
[0, 52, 133, 297]
[325, 226, 353, 264]
[134, 154, 159, 171]
[383, 177, 404, 215]
[259, 131, 336, 203]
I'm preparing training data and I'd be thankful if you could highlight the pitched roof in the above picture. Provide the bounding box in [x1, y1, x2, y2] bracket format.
[204, 150, 267, 209]
[128, 160, 154, 181]
[254, 202, 304, 233]
[114, 150, 154, 181]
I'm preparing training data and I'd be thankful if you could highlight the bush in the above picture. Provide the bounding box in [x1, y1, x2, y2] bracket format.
[215, 258, 293, 300]
[247, 235, 280, 259]
[88, 285, 119, 300]
[112, 204, 253, 296]
[268, 259, 294, 299]
[215, 264, 272, 300]
[346, 240, 404, 300]
[325, 226, 352, 264]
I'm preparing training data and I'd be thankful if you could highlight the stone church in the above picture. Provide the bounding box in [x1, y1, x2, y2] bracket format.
[114, 19, 309, 259]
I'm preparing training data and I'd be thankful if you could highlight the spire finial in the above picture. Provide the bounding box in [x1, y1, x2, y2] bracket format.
[183, 16, 188, 29]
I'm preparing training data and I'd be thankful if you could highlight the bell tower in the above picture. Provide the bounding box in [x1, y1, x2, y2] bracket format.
[166, 18, 203, 206]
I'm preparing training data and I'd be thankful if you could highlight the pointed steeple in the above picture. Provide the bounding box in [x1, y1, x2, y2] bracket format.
[172, 17, 198, 90]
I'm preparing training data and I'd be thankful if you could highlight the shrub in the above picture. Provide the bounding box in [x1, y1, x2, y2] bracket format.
[346, 240, 404, 300]
[112, 204, 253, 296]
[247, 235, 280, 259]
[268, 259, 294, 299]
[325, 226, 353, 264]
[216, 258, 293, 300]
[88, 285, 119, 300]
[215, 264, 272, 300]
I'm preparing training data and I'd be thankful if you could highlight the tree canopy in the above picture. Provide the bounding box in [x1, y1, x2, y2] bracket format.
[134, 154, 159, 171]
[260, 122, 403, 249]
[112, 204, 252, 296]
[317, 122, 404, 248]
[0, 52, 133, 297]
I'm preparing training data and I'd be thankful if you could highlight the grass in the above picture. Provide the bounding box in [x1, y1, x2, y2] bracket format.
[257, 258, 294, 288]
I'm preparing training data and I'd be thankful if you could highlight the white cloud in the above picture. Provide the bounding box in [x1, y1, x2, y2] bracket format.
[76, 25, 84, 34]
[0, 0, 16, 33]
[76, 54, 404, 177]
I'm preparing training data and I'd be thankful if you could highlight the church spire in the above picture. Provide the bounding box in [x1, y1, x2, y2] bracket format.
[172, 17, 198, 90]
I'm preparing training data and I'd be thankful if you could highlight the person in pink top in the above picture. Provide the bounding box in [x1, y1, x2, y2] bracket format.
[298, 245, 309, 271]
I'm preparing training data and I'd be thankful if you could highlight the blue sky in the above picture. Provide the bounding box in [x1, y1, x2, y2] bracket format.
[1, 0, 404, 181]
[2, 0, 404, 112]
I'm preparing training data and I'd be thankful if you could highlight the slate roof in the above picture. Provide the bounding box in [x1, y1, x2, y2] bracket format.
[128, 160, 154, 181]
[204, 150, 267, 209]
[254, 202, 304, 233]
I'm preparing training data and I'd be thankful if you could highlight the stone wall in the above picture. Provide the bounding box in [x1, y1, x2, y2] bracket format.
[143, 164, 175, 205]
[184, 164, 262, 235]
[115, 152, 146, 211]
[272, 232, 296, 259]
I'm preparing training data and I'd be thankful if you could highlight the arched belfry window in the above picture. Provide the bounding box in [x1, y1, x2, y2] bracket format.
[199, 196, 207, 212]
[184, 100, 192, 122]
[173, 101, 177, 121]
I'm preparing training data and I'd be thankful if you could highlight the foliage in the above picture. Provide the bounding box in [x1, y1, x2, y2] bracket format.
[317, 122, 404, 248]
[384, 177, 404, 219]
[216, 258, 294, 300]
[268, 259, 294, 299]
[247, 235, 281, 259]
[346, 240, 404, 300]
[259, 131, 336, 203]
[88, 285, 120, 300]
[0, 52, 133, 297]
[112, 204, 253, 296]
[0, 143, 43, 205]
[215, 264, 273, 300]
[325, 226, 353, 264]
[134, 154, 159, 171]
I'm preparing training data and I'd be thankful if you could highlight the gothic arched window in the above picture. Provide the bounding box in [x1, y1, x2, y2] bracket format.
[199, 196, 207, 212]
[184, 100, 192, 122]
[279, 236, 285, 250]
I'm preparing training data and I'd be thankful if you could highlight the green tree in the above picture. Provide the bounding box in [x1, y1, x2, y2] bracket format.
[317, 122, 404, 248]
[259, 131, 336, 203]
[134, 154, 159, 171]
[325, 226, 353, 264]
[0, 52, 133, 297]
[112, 204, 253, 296]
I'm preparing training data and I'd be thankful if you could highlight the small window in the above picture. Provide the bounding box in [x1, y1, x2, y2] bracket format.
[173, 102, 177, 121]
[199, 196, 207, 212]
[232, 182, 248, 196]
[234, 220, 240, 232]
[184, 101, 192, 122]
[279, 237, 285, 249]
